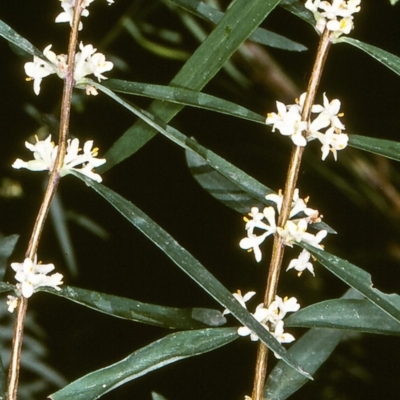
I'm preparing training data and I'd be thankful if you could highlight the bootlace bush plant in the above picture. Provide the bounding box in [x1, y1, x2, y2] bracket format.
[1, 0, 400, 399]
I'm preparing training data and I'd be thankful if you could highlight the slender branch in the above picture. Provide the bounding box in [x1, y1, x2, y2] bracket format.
[6, 5, 84, 400]
[251, 28, 332, 400]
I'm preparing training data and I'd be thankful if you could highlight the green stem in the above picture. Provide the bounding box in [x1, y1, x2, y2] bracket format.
[251, 27, 332, 400]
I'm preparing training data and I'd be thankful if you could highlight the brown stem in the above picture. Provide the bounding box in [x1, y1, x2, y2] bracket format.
[6, 5, 84, 400]
[251, 28, 332, 400]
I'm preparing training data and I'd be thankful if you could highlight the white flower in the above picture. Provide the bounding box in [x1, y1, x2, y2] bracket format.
[6, 295, 19, 313]
[287, 249, 315, 276]
[24, 45, 58, 95]
[11, 256, 63, 298]
[239, 232, 271, 263]
[223, 290, 256, 316]
[310, 93, 345, 131]
[269, 295, 300, 323]
[266, 103, 307, 146]
[24, 43, 113, 95]
[278, 219, 327, 248]
[56, 0, 90, 30]
[305, 0, 361, 38]
[237, 303, 270, 341]
[12, 135, 106, 182]
[313, 127, 349, 161]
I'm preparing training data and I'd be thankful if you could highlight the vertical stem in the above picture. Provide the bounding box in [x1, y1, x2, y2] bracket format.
[251, 28, 332, 400]
[6, 4, 84, 400]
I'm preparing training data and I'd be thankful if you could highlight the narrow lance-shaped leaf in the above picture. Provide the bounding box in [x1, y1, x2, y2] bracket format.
[264, 288, 359, 399]
[100, 0, 282, 172]
[90, 80, 335, 234]
[49, 328, 238, 400]
[349, 134, 400, 162]
[285, 299, 400, 336]
[338, 37, 400, 77]
[0, 19, 43, 58]
[39, 285, 226, 330]
[302, 243, 400, 324]
[169, 0, 307, 51]
[101, 79, 265, 124]
[73, 173, 311, 378]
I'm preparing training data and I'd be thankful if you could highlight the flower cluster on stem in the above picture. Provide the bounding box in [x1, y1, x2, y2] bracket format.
[224, 291, 299, 358]
[12, 135, 106, 182]
[266, 92, 349, 161]
[305, 0, 361, 39]
[7, 255, 63, 312]
[24, 42, 113, 95]
[240, 189, 326, 276]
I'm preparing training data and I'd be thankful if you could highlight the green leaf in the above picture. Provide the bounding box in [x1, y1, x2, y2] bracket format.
[169, 0, 307, 51]
[100, 0, 282, 172]
[0, 282, 15, 294]
[73, 173, 311, 378]
[185, 147, 336, 235]
[89, 81, 335, 235]
[303, 243, 400, 324]
[0, 234, 19, 281]
[265, 328, 343, 400]
[264, 289, 362, 399]
[39, 285, 226, 329]
[49, 328, 238, 400]
[285, 299, 400, 335]
[102, 79, 265, 124]
[279, 0, 315, 26]
[338, 37, 400, 77]
[349, 134, 400, 162]
[186, 147, 270, 214]
[86, 79, 275, 210]
[0, 19, 42, 58]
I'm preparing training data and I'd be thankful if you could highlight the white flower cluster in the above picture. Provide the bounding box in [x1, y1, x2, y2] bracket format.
[305, 0, 361, 39]
[12, 134, 106, 182]
[224, 291, 299, 356]
[56, 0, 114, 31]
[25, 42, 113, 95]
[7, 255, 63, 311]
[240, 189, 326, 276]
[266, 92, 348, 161]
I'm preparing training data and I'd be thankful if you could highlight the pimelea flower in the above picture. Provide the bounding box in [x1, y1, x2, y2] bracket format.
[12, 135, 106, 182]
[287, 249, 315, 276]
[232, 291, 299, 356]
[24, 43, 113, 95]
[305, 0, 361, 39]
[266, 93, 348, 161]
[56, 0, 114, 30]
[222, 290, 256, 316]
[240, 189, 327, 266]
[10, 255, 63, 300]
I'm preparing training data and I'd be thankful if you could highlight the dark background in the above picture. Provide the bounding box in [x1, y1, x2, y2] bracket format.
[1, 1, 400, 399]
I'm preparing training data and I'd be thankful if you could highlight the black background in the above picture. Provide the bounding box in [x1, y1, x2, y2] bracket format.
[1, 1, 400, 399]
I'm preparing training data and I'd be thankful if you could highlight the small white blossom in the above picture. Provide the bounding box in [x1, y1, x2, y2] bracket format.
[305, 0, 361, 39]
[237, 295, 299, 354]
[12, 135, 106, 182]
[241, 190, 326, 265]
[313, 127, 349, 161]
[287, 249, 315, 276]
[310, 93, 345, 131]
[223, 290, 256, 316]
[266, 103, 307, 146]
[11, 256, 63, 298]
[24, 43, 113, 95]
[24, 45, 59, 95]
[237, 303, 270, 341]
[6, 295, 19, 313]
